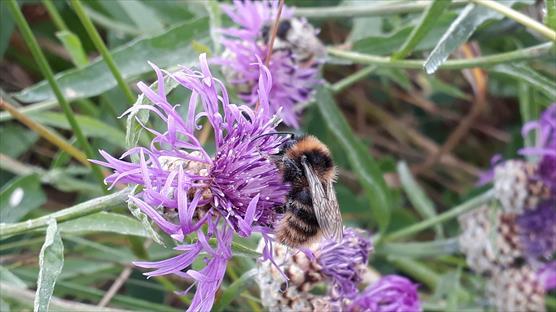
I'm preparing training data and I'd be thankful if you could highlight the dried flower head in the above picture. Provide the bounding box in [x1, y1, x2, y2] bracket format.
[94, 54, 289, 312]
[458, 205, 523, 274]
[493, 160, 551, 215]
[486, 265, 546, 312]
[348, 275, 422, 312]
[256, 227, 373, 310]
[218, 0, 325, 128]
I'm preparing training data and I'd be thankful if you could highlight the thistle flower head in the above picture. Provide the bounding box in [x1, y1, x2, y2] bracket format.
[486, 265, 547, 312]
[348, 275, 422, 312]
[516, 200, 556, 260]
[520, 103, 556, 195]
[458, 205, 523, 274]
[317, 228, 373, 299]
[93, 54, 288, 312]
[218, 0, 324, 128]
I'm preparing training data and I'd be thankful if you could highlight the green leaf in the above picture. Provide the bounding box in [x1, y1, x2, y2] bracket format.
[34, 219, 64, 312]
[14, 18, 210, 103]
[55, 30, 89, 68]
[213, 269, 257, 312]
[117, 0, 165, 34]
[315, 86, 391, 234]
[393, 0, 452, 59]
[0, 298, 9, 312]
[0, 174, 46, 223]
[28, 112, 126, 147]
[0, 0, 16, 58]
[490, 63, 556, 99]
[547, 0, 556, 29]
[396, 162, 443, 238]
[424, 3, 501, 74]
[58, 212, 149, 237]
[353, 13, 455, 55]
[0, 123, 39, 158]
[0, 266, 27, 289]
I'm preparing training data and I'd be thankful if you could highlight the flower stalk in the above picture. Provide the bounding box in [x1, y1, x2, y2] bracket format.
[327, 42, 554, 69]
[0, 188, 130, 238]
[385, 188, 495, 241]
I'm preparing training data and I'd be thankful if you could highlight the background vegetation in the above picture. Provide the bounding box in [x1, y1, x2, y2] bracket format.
[0, 0, 555, 311]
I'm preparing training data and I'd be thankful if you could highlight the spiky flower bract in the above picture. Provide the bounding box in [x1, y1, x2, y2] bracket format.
[217, 0, 324, 128]
[93, 54, 289, 312]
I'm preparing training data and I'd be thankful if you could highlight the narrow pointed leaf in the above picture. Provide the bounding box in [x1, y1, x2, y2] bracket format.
[424, 4, 498, 74]
[491, 63, 556, 99]
[397, 162, 443, 237]
[34, 219, 64, 312]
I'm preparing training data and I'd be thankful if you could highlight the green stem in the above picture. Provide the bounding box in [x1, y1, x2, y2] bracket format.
[6, 0, 106, 192]
[327, 42, 554, 69]
[43, 0, 69, 31]
[70, 0, 136, 104]
[385, 189, 494, 241]
[0, 188, 130, 238]
[294, 0, 466, 19]
[330, 65, 376, 93]
[470, 0, 556, 42]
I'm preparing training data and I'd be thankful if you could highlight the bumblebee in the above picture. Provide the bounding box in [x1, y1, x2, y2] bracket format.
[273, 135, 343, 248]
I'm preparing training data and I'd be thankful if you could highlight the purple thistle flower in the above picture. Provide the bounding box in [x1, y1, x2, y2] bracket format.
[539, 261, 556, 291]
[217, 0, 325, 128]
[520, 103, 556, 195]
[348, 275, 422, 312]
[93, 54, 289, 312]
[516, 200, 556, 260]
[316, 227, 373, 300]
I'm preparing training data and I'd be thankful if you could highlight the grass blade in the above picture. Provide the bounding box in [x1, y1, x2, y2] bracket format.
[396, 162, 443, 238]
[491, 63, 556, 99]
[34, 219, 64, 312]
[393, 0, 452, 60]
[55, 31, 89, 68]
[315, 86, 391, 234]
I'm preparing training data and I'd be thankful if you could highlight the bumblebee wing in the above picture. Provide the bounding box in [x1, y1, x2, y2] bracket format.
[301, 160, 343, 243]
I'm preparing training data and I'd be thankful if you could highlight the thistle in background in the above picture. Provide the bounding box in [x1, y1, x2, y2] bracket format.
[217, 0, 325, 128]
[460, 103, 556, 311]
[93, 54, 289, 312]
